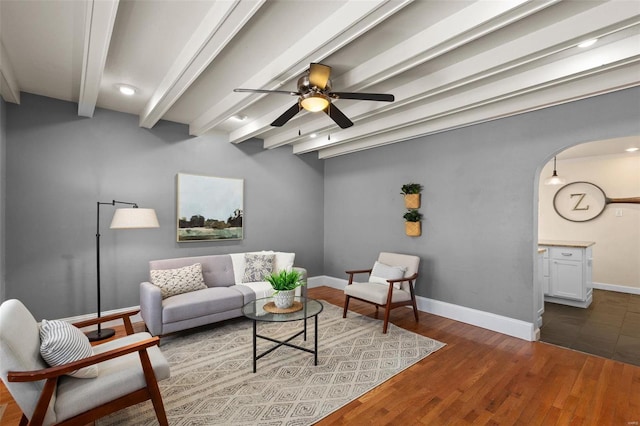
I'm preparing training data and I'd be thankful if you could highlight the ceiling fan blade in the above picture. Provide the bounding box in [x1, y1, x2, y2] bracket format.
[309, 63, 331, 90]
[324, 103, 353, 129]
[234, 88, 299, 96]
[329, 92, 394, 102]
[271, 103, 301, 127]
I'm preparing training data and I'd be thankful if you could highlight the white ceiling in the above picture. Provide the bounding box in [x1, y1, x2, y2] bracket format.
[1, 0, 639, 159]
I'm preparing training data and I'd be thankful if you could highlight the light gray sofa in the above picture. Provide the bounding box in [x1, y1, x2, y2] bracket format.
[140, 252, 306, 337]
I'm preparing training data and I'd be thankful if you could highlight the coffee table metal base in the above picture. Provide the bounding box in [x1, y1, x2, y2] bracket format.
[251, 314, 318, 373]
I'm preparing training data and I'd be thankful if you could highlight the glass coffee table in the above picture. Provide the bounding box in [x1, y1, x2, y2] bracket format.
[242, 297, 323, 373]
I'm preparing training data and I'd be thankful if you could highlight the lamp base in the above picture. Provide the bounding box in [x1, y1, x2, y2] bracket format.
[86, 328, 116, 342]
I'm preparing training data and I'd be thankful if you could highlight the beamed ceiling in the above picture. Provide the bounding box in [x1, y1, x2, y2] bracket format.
[1, 0, 639, 158]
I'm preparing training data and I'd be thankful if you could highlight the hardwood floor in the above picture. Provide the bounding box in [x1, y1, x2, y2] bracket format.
[2, 286, 639, 425]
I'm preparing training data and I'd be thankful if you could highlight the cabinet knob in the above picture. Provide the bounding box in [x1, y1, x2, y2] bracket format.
[561, 253, 573, 256]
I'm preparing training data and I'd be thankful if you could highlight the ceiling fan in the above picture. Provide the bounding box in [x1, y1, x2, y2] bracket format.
[234, 63, 395, 129]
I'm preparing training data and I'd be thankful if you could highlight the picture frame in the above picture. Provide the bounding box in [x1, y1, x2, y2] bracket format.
[177, 173, 244, 242]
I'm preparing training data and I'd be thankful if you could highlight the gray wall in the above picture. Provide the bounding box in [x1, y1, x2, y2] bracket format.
[0, 98, 5, 303]
[324, 87, 640, 323]
[5, 94, 324, 320]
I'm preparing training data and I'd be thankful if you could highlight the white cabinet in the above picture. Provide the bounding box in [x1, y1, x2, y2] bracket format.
[539, 242, 593, 308]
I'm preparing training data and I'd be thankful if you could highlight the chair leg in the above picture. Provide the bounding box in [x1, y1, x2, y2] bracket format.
[139, 350, 169, 426]
[19, 414, 28, 426]
[382, 308, 390, 334]
[412, 297, 419, 322]
[343, 295, 350, 318]
[374, 305, 379, 319]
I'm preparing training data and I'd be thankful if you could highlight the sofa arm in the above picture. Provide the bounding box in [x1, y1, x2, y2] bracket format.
[140, 282, 163, 336]
[293, 266, 308, 297]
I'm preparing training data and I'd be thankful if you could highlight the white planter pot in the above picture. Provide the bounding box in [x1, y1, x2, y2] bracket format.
[273, 290, 295, 309]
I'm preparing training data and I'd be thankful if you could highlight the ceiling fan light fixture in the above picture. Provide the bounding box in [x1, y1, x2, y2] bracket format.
[300, 93, 329, 112]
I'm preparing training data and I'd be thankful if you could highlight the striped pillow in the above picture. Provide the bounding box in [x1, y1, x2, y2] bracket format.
[40, 319, 99, 378]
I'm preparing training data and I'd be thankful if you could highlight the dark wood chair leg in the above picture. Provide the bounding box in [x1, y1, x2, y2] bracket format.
[343, 295, 350, 318]
[374, 305, 379, 319]
[139, 350, 169, 426]
[19, 414, 28, 426]
[411, 297, 419, 322]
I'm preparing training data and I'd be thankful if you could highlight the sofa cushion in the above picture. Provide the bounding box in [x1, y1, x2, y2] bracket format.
[39, 319, 99, 379]
[274, 252, 295, 273]
[150, 263, 207, 299]
[243, 253, 275, 283]
[162, 287, 245, 323]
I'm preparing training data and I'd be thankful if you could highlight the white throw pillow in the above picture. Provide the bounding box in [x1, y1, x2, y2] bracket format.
[274, 252, 295, 273]
[40, 319, 99, 378]
[243, 253, 275, 283]
[150, 263, 207, 299]
[370, 261, 407, 289]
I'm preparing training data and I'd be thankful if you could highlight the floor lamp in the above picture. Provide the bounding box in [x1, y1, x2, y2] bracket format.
[88, 200, 160, 342]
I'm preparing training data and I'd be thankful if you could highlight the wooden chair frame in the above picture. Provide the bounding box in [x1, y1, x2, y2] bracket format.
[343, 268, 419, 333]
[7, 310, 168, 426]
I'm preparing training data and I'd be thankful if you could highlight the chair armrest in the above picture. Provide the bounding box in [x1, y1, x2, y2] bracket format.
[345, 268, 373, 275]
[386, 273, 418, 284]
[345, 268, 373, 285]
[8, 336, 160, 383]
[72, 309, 140, 335]
[140, 281, 163, 336]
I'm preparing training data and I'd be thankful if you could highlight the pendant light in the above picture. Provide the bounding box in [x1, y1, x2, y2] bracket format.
[544, 156, 566, 185]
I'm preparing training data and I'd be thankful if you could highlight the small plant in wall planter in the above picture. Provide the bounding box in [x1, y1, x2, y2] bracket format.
[401, 183, 423, 208]
[403, 209, 423, 237]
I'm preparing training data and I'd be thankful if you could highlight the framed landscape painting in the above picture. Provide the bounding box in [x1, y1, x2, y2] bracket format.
[177, 173, 244, 242]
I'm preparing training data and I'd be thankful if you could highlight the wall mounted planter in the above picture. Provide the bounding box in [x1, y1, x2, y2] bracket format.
[404, 193, 421, 209]
[405, 221, 421, 237]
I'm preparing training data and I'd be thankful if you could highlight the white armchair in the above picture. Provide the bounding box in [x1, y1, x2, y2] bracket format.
[0, 299, 170, 425]
[342, 252, 420, 333]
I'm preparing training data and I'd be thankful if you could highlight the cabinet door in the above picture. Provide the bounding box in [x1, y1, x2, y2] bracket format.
[550, 259, 583, 300]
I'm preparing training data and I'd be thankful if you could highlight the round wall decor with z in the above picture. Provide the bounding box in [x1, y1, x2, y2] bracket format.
[553, 181, 640, 222]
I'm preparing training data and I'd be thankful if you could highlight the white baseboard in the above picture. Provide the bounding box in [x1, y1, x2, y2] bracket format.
[308, 275, 346, 290]
[56, 306, 143, 330]
[592, 282, 640, 295]
[309, 275, 536, 341]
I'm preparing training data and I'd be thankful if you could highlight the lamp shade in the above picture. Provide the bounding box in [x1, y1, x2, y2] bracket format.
[543, 174, 566, 185]
[110, 208, 159, 229]
[300, 94, 330, 112]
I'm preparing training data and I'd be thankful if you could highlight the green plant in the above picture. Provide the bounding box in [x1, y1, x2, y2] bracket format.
[400, 183, 423, 194]
[264, 269, 304, 294]
[403, 209, 423, 222]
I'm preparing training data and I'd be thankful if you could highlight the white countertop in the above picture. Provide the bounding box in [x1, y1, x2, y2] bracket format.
[539, 239, 595, 248]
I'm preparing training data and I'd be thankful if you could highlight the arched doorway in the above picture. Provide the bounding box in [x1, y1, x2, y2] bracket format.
[536, 136, 640, 366]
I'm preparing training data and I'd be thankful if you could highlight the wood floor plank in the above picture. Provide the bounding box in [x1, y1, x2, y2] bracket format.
[2, 285, 640, 425]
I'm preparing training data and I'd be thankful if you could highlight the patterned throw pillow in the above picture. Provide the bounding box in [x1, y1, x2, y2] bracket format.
[150, 263, 207, 299]
[243, 253, 275, 283]
[40, 319, 99, 378]
[369, 261, 407, 289]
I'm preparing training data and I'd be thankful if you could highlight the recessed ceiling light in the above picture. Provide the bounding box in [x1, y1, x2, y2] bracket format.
[229, 114, 247, 122]
[577, 38, 598, 48]
[117, 84, 136, 96]
[310, 133, 317, 138]
[625, 147, 639, 152]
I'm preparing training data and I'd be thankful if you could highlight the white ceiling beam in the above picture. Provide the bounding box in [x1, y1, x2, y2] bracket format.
[189, 0, 413, 137]
[0, 40, 20, 104]
[289, 8, 640, 153]
[139, 0, 265, 129]
[307, 35, 640, 154]
[236, 0, 558, 146]
[318, 64, 640, 159]
[78, 0, 119, 117]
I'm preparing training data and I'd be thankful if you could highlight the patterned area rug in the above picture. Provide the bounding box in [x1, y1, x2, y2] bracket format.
[99, 301, 445, 425]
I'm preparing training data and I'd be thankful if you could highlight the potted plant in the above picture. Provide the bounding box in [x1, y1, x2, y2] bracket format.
[403, 209, 423, 236]
[265, 269, 304, 309]
[401, 183, 423, 208]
